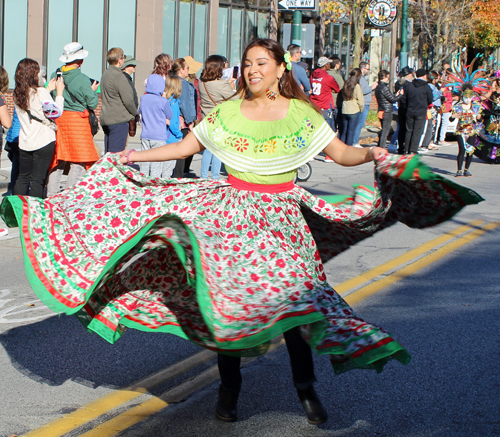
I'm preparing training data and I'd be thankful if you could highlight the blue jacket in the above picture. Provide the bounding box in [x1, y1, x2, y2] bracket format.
[291, 62, 311, 93]
[429, 83, 442, 107]
[167, 97, 183, 144]
[177, 77, 197, 125]
[139, 74, 173, 142]
[5, 110, 20, 143]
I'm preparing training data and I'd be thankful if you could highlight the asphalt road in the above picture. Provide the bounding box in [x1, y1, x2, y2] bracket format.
[0, 140, 499, 437]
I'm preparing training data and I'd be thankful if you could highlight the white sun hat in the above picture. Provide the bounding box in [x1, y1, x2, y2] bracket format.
[59, 42, 89, 63]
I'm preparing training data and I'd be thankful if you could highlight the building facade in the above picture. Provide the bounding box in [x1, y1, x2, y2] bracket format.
[0, 0, 273, 95]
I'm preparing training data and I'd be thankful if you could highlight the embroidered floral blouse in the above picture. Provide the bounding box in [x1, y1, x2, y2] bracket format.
[193, 99, 336, 184]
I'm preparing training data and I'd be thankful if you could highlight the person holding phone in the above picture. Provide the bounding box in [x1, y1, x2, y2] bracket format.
[14, 58, 64, 198]
[47, 42, 99, 197]
[198, 55, 238, 180]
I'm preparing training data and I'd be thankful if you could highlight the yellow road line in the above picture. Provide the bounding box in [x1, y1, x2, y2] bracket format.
[345, 221, 499, 306]
[21, 220, 492, 437]
[79, 338, 285, 437]
[22, 349, 216, 437]
[335, 220, 484, 294]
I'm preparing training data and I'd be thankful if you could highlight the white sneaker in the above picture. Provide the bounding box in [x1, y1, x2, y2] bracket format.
[0, 228, 8, 237]
[353, 144, 363, 148]
[417, 147, 428, 154]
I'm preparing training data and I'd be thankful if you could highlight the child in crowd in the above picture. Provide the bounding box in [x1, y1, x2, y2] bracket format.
[138, 74, 173, 177]
[162, 75, 183, 178]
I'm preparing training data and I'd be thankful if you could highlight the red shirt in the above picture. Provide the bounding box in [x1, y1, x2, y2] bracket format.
[310, 69, 340, 110]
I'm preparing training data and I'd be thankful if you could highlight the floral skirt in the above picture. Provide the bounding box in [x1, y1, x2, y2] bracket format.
[0, 154, 482, 373]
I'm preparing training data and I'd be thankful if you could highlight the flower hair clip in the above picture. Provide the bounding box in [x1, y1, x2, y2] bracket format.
[284, 51, 293, 71]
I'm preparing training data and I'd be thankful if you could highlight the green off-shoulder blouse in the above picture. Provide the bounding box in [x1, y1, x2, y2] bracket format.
[193, 98, 336, 184]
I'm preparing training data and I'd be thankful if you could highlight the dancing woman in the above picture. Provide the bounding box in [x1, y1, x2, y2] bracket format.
[451, 84, 482, 177]
[1, 39, 482, 426]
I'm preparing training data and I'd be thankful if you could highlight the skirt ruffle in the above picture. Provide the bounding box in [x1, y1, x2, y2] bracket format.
[0, 154, 483, 374]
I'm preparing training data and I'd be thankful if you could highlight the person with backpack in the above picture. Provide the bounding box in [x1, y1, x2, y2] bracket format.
[46, 42, 100, 197]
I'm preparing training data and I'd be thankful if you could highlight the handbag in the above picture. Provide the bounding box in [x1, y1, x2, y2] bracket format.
[128, 114, 140, 137]
[88, 109, 99, 136]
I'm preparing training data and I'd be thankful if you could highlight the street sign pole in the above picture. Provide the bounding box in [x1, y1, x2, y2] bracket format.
[292, 10, 302, 46]
[400, 0, 408, 68]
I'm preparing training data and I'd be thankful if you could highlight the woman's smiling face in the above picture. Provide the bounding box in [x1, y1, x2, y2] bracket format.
[242, 46, 284, 97]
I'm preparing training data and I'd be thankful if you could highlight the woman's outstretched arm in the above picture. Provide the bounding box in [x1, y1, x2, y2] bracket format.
[118, 132, 204, 164]
[323, 136, 388, 167]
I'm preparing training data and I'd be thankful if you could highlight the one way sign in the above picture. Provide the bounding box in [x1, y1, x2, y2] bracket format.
[278, 0, 316, 10]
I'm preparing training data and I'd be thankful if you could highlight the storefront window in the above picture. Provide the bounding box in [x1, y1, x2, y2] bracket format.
[2, 0, 28, 82]
[257, 12, 268, 39]
[193, 1, 208, 63]
[178, 0, 193, 59]
[77, 0, 105, 82]
[163, 0, 177, 57]
[108, 0, 136, 57]
[333, 24, 340, 56]
[47, 0, 74, 76]
[341, 23, 349, 67]
[218, 7, 229, 60]
[245, 10, 256, 43]
[230, 8, 243, 66]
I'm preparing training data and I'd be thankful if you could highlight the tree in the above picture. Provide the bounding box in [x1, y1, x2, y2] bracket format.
[320, 0, 370, 68]
[467, 0, 500, 50]
[408, 0, 476, 68]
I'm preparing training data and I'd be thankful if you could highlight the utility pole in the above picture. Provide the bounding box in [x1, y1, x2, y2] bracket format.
[292, 10, 302, 46]
[400, 0, 408, 68]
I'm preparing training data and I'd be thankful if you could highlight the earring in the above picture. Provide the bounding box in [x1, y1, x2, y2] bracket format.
[266, 87, 279, 101]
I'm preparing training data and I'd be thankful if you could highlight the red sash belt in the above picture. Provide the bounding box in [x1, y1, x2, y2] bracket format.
[227, 174, 294, 193]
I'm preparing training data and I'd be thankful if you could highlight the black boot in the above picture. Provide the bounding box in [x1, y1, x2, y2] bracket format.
[296, 386, 328, 425]
[215, 385, 239, 422]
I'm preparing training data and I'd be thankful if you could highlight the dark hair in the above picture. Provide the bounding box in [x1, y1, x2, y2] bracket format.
[287, 44, 301, 56]
[359, 61, 369, 70]
[331, 58, 341, 69]
[428, 70, 439, 83]
[342, 68, 362, 101]
[238, 38, 319, 113]
[13, 58, 40, 111]
[378, 69, 390, 81]
[200, 55, 225, 82]
[461, 83, 474, 95]
[152, 53, 173, 77]
[171, 58, 187, 76]
[0, 66, 9, 94]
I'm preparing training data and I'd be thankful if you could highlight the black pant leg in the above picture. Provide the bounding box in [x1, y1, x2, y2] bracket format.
[457, 135, 465, 170]
[284, 327, 316, 389]
[13, 148, 34, 196]
[379, 112, 392, 148]
[404, 115, 415, 153]
[217, 354, 242, 394]
[408, 116, 427, 154]
[398, 110, 407, 154]
[29, 142, 56, 198]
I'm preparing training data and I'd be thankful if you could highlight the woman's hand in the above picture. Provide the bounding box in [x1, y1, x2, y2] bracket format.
[91, 81, 99, 91]
[369, 146, 388, 160]
[47, 78, 57, 92]
[55, 77, 65, 96]
[118, 150, 130, 165]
